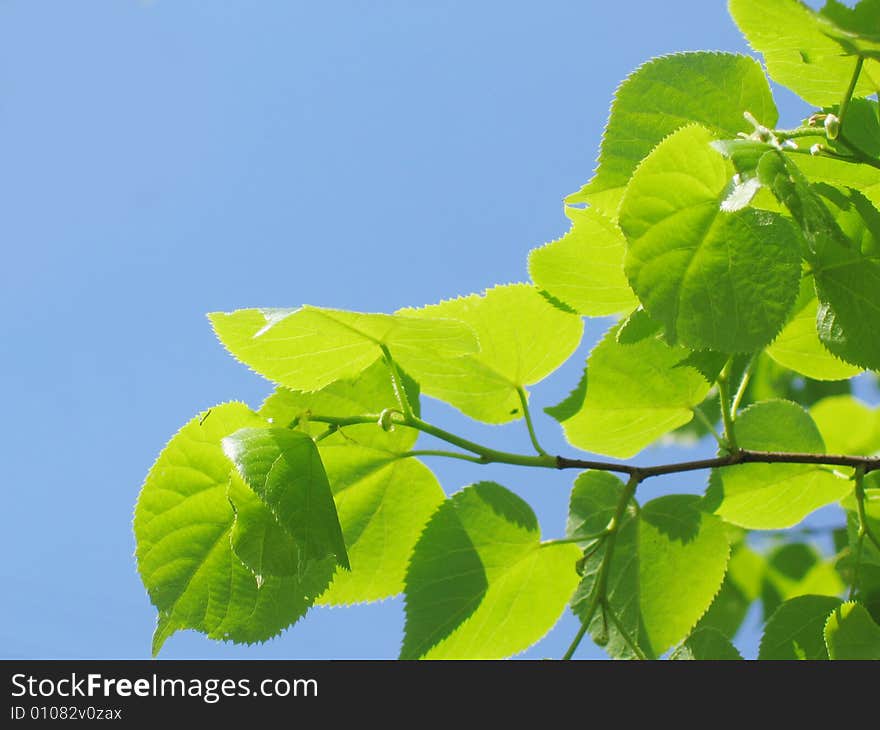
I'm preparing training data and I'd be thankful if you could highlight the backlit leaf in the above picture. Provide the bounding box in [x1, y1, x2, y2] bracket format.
[705, 400, 850, 528]
[568, 52, 776, 216]
[398, 284, 583, 423]
[549, 320, 709, 458]
[620, 125, 802, 353]
[401, 482, 581, 659]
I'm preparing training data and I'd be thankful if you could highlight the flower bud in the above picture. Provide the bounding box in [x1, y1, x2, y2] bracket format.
[824, 113, 840, 140]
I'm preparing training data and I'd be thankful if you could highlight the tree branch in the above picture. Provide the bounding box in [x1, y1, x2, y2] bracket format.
[302, 412, 880, 480]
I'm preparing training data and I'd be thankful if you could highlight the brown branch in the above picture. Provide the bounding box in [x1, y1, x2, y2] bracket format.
[555, 449, 880, 481]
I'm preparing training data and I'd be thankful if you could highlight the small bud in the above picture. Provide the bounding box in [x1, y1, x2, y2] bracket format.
[810, 143, 825, 156]
[378, 408, 396, 432]
[824, 113, 840, 140]
[781, 139, 798, 150]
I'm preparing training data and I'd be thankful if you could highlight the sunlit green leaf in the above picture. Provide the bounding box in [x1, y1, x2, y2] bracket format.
[134, 403, 334, 654]
[671, 628, 743, 660]
[568, 52, 776, 216]
[571, 480, 729, 659]
[705, 400, 850, 528]
[398, 284, 583, 423]
[729, 0, 880, 106]
[811, 395, 880, 455]
[209, 306, 477, 393]
[759, 594, 842, 659]
[401, 482, 580, 659]
[620, 125, 801, 353]
[528, 207, 637, 316]
[549, 320, 710, 458]
[824, 601, 880, 659]
[259, 366, 444, 606]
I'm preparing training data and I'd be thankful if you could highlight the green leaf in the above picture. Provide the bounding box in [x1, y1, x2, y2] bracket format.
[566, 471, 622, 541]
[549, 321, 710, 458]
[758, 595, 843, 659]
[401, 482, 581, 659]
[758, 146, 880, 372]
[398, 284, 584, 423]
[615, 308, 663, 346]
[572, 484, 730, 659]
[528, 207, 637, 316]
[817, 0, 880, 60]
[620, 124, 802, 353]
[824, 602, 880, 659]
[817, 183, 880, 257]
[221, 427, 349, 570]
[696, 542, 765, 639]
[134, 403, 335, 654]
[670, 628, 743, 660]
[568, 52, 777, 216]
[208, 306, 477, 393]
[766, 279, 863, 381]
[259, 366, 444, 605]
[811, 395, 880, 455]
[792, 153, 880, 209]
[317, 449, 443, 606]
[227, 472, 303, 577]
[814, 237, 880, 371]
[705, 400, 850, 528]
[746, 352, 851, 409]
[259, 359, 419, 452]
[729, 0, 880, 107]
[761, 542, 845, 620]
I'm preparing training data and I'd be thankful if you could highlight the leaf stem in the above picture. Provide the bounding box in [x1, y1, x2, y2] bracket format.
[773, 126, 824, 140]
[543, 532, 608, 547]
[691, 404, 725, 448]
[517, 386, 548, 456]
[563, 475, 639, 659]
[717, 358, 738, 452]
[313, 425, 338, 443]
[838, 56, 864, 131]
[380, 344, 415, 420]
[603, 600, 647, 660]
[850, 466, 869, 600]
[730, 355, 755, 419]
[403, 449, 487, 464]
[854, 466, 880, 554]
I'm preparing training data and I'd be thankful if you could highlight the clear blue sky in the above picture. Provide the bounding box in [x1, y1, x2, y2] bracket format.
[1, 0, 847, 659]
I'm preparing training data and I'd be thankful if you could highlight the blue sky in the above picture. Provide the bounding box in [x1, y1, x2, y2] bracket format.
[0, 0, 850, 659]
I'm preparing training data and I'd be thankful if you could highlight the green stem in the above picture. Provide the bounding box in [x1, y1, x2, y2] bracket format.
[543, 532, 608, 547]
[313, 425, 338, 443]
[403, 449, 487, 464]
[691, 404, 725, 448]
[850, 534, 865, 602]
[517, 386, 548, 456]
[603, 601, 647, 660]
[774, 126, 825, 140]
[854, 466, 880, 554]
[562, 622, 591, 661]
[380, 344, 414, 419]
[730, 356, 755, 419]
[851, 466, 869, 600]
[717, 358, 738, 452]
[838, 56, 864, 130]
[407, 414, 557, 468]
[562, 475, 640, 660]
